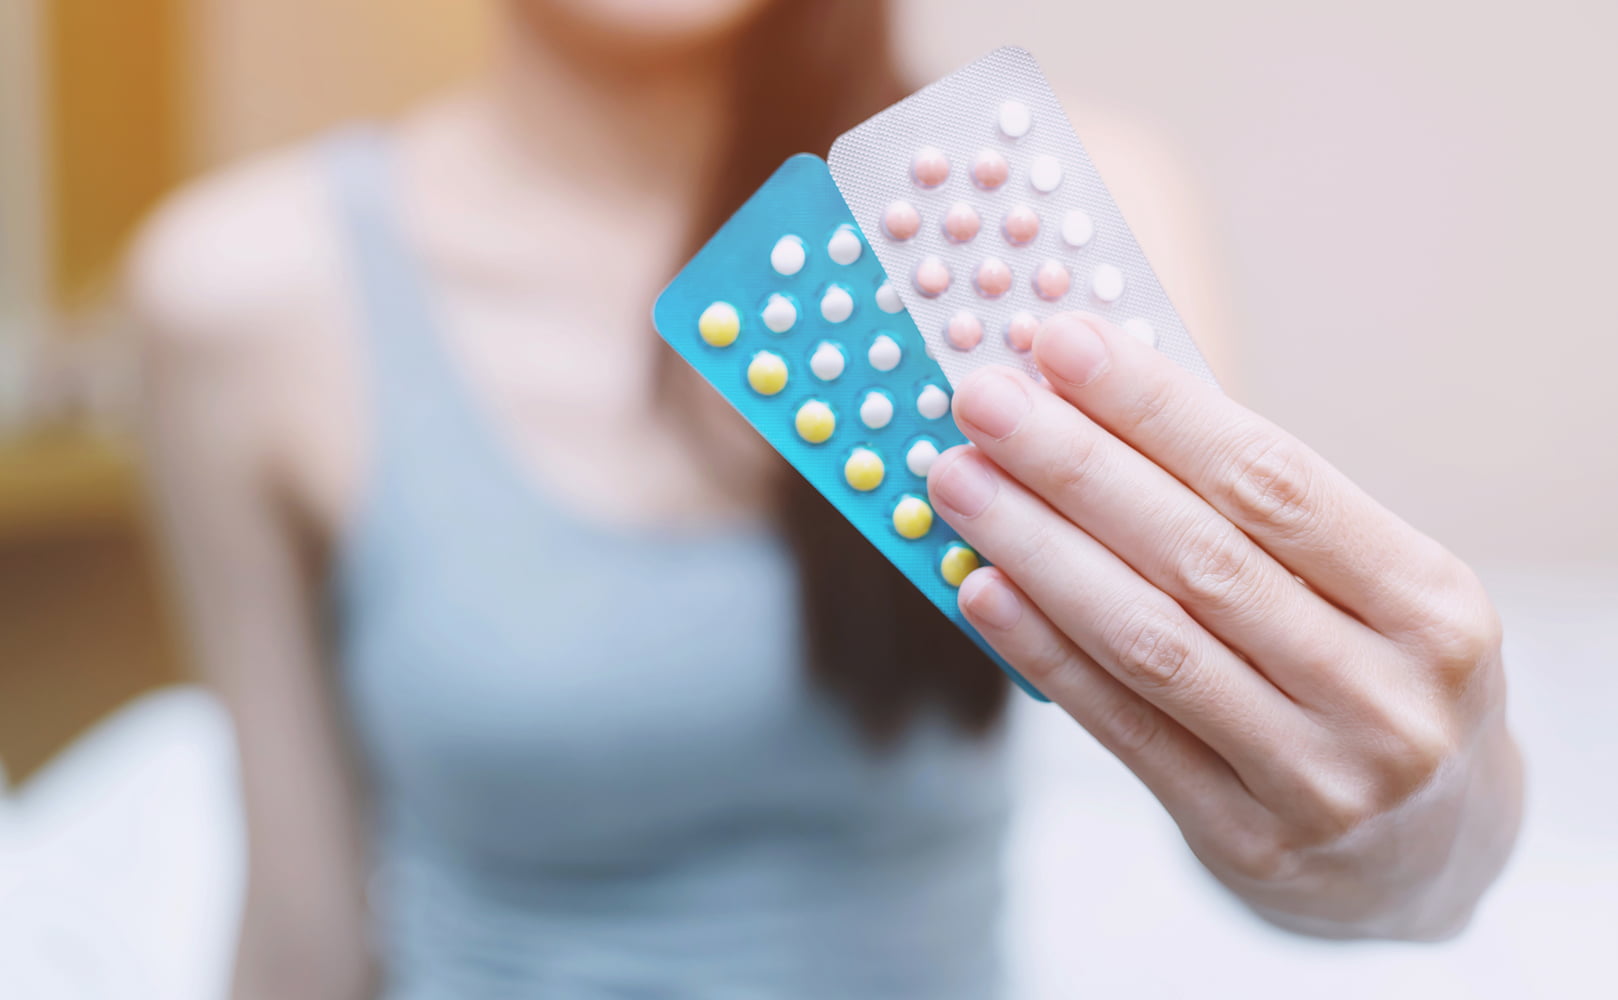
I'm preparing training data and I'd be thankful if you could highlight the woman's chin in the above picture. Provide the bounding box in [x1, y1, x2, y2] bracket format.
[511, 0, 776, 54]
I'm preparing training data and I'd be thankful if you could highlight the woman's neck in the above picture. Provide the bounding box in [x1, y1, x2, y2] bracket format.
[483, 6, 737, 199]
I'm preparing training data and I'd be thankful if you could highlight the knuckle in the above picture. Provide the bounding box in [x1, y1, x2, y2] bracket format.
[1004, 516, 1062, 581]
[1219, 827, 1305, 886]
[1092, 695, 1165, 758]
[1385, 715, 1461, 794]
[1167, 520, 1256, 611]
[1116, 376, 1179, 438]
[1224, 433, 1318, 536]
[1016, 626, 1079, 687]
[1038, 427, 1104, 500]
[1406, 570, 1501, 686]
[1104, 609, 1197, 693]
[1296, 772, 1384, 843]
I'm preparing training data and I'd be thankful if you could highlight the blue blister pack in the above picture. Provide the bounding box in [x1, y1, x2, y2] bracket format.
[653, 153, 1045, 701]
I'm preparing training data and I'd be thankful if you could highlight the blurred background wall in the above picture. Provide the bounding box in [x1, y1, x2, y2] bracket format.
[1, 0, 1613, 778]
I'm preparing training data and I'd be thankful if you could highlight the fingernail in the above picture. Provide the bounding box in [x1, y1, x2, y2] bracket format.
[1037, 314, 1110, 387]
[962, 572, 1023, 631]
[931, 451, 997, 518]
[954, 370, 1029, 440]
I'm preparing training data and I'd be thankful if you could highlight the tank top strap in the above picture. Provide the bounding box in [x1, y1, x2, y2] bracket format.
[321, 126, 475, 457]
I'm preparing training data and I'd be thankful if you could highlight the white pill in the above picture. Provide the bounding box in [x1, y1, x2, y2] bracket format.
[1030, 154, 1063, 193]
[868, 334, 902, 371]
[810, 342, 846, 380]
[820, 285, 854, 323]
[770, 235, 806, 276]
[906, 440, 941, 478]
[1122, 317, 1157, 347]
[998, 100, 1032, 139]
[762, 293, 797, 333]
[875, 281, 904, 314]
[916, 385, 951, 420]
[826, 226, 863, 265]
[860, 391, 895, 429]
[1060, 209, 1094, 248]
[1091, 264, 1125, 303]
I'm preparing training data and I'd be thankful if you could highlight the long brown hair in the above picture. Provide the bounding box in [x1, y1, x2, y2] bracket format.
[673, 0, 1009, 743]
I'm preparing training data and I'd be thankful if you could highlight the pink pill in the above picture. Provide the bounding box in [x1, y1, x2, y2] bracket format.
[883, 200, 921, 241]
[1002, 205, 1040, 246]
[942, 202, 981, 243]
[974, 257, 1012, 298]
[1033, 259, 1071, 301]
[947, 311, 984, 351]
[914, 256, 951, 298]
[971, 149, 1010, 189]
[1006, 311, 1040, 352]
[911, 146, 950, 188]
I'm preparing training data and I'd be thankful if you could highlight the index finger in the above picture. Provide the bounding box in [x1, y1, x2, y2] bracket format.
[1029, 312, 1458, 633]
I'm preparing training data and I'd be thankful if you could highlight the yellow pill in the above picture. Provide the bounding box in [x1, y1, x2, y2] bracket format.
[940, 544, 980, 587]
[892, 496, 934, 540]
[698, 302, 740, 347]
[747, 351, 788, 395]
[795, 400, 836, 444]
[844, 447, 885, 492]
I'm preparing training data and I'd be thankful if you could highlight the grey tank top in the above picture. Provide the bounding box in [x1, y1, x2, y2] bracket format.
[324, 129, 1010, 998]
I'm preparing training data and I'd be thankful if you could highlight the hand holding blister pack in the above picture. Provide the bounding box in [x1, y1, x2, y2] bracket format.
[655, 46, 1214, 699]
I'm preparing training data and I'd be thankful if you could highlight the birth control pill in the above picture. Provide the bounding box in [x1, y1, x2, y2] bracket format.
[1122, 317, 1156, 347]
[874, 282, 904, 314]
[939, 544, 980, 587]
[998, 100, 1032, 139]
[892, 496, 934, 539]
[1005, 311, 1039, 352]
[971, 149, 1010, 189]
[770, 235, 806, 276]
[810, 342, 846, 380]
[795, 400, 836, 443]
[844, 447, 886, 492]
[821, 285, 854, 323]
[943, 202, 981, 243]
[916, 384, 951, 419]
[1029, 154, 1063, 193]
[882, 200, 921, 241]
[1033, 260, 1071, 301]
[947, 311, 984, 351]
[868, 334, 902, 371]
[827, 226, 863, 265]
[697, 302, 740, 347]
[1091, 263, 1125, 303]
[860, 390, 894, 429]
[914, 256, 951, 298]
[906, 439, 941, 477]
[1060, 209, 1094, 248]
[974, 258, 1012, 299]
[762, 293, 797, 333]
[747, 351, 788, 395]
[1001, 205, 1040, 246]
[912, 146, 950, 187]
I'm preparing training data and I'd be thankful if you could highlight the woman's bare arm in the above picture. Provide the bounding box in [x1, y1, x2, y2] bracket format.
[127, 158, 375, 1000]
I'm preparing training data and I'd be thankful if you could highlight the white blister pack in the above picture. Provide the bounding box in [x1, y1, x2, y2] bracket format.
[828, 45, 1216, 389]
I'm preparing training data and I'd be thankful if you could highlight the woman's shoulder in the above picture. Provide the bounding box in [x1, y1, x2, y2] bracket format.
[125, 137, 348, 357]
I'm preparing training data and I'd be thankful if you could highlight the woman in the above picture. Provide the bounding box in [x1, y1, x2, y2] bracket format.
[129, 0, 1522, 996]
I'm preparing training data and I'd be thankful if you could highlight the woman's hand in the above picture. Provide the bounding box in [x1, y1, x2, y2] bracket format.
[929, 313, 1523, 939]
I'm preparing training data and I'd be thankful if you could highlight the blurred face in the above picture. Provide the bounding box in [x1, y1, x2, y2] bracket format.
[515, 0, 778, 54]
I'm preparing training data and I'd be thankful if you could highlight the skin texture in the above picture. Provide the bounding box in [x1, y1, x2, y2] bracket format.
[931, 313, 1524, 938]
[128, 6, 1225, 1000]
